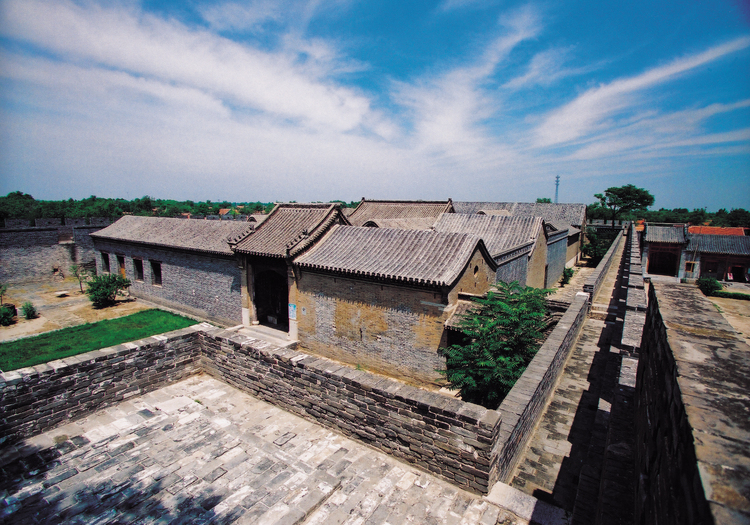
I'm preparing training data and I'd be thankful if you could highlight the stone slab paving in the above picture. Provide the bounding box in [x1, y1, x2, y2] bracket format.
[0, 374, 527, 525]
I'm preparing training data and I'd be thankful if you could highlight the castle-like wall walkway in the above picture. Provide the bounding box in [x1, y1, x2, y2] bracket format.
[509, 231, 637, 525]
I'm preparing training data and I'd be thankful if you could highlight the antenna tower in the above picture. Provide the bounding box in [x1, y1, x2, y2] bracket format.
[554, 175, 560, 204]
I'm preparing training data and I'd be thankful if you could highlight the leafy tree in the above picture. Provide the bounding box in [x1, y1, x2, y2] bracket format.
[582, 227, 618, 266]
[727, 208, 750, 228]
[21, 302, 37, 319]
[536, 197, 552, 203]
[594, 184, 655, 226]
[0, 282, 7, 305]
[86, 274, 131, 308]
[441, 281, 551, 409]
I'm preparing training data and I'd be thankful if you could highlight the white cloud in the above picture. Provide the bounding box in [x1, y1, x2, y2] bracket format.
[533, 36, 750, 147]
[199, 1, 281, 32]
[0, 0, 378, 133]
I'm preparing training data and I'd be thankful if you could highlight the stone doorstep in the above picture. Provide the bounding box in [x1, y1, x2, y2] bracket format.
[485, 482, 570, 525]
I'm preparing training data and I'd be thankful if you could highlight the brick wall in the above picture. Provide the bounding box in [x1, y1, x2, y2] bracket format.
[201, 328, 501, 494]
[0, 225, 108, 283]
[295, 248, 495, 385]
[583, 227, 626, 298]
[492, 294, 589, 484]
[545, 230, 568, 288]
[0, 326, 203, 444]
[496, 250, 528, 285]
[527, 231, 548, 289]
[93, 240, 242, 326]
[635, 284, 750, 525]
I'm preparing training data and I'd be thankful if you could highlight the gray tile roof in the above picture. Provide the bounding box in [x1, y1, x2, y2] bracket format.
[644, 225, 687, 244]
[294, 225, 496, 287]
[347, 199, 454, 227]
[686, 234, 750, 256]
[432, 214, 544, 258]
[90, 216, 252, 256]
[232, 203, 347, 258]
[362, 217, 437, 230]
[453, 202, 586, 227]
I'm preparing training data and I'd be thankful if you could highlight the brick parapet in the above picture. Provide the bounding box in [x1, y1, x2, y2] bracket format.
[635, 283, 750, 525]
[199, 328, 501, 494]
[0, 326, 204, 445]
[583, 226, 626, 298]
[491, 294, 589, 484]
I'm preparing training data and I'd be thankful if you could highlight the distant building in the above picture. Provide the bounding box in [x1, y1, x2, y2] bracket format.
[347, 199, 454, 227]
[90, 216, 252, 325]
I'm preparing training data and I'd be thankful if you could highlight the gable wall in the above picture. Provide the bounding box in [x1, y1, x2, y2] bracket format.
[526, 231, 548, 289]
[295, 248, 494, 385]
[545, 232, 568, 288]
[93, 239, 242, 326]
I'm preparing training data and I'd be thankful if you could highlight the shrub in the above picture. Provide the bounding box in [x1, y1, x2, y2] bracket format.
[560, 267, 575, 286]
[0, 306, 14, 326]
[696, 277, 722, 296]
[713, 291, 750, 301]
[21, 302, 37, 319]
[440, 281, 551, 409]
[86, 274, 131, 308]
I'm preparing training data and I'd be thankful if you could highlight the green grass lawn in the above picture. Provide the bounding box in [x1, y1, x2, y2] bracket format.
[0, 309, 197, 372]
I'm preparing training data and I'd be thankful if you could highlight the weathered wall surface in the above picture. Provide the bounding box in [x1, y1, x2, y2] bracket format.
[526, 232, 548, 289]
[295, 248, 495, 385]
[0, 326, 203, 444]
[495, 248, 529, 286]
[93, 240, 242, 326]
[0, 224, 109, 283]
[583, 228, 625, 299]
[492, 294, 589, 484]
[636, 284, 750, 525]
[546, 231, 568, 288]
[201, 328, 501, 494]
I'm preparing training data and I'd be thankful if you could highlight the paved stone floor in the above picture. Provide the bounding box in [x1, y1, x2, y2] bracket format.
[0, 374, 526, 525]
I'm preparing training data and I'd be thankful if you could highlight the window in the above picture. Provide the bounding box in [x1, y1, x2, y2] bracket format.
[117, 255, 126, 278]
[151, 260, 162, 286]
[134, 259, 144, 281]
[101, 252, 110, 273]
[685, 262, 696, 273]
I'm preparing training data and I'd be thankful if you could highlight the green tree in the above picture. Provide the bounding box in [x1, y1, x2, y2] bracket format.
[727, 208, 750, 228]
[86, 274, 131, 308]
[594, 184, 655, 226]
[441, 281, 551, 409]
[536, 197, 552, 203]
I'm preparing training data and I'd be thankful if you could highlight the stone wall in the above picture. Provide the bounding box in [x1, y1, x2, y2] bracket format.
[0, 326, 204, 445]
[492, 294, 590, 484]
[635, 284, 750, 525]
[583, 227, 625, 299]
[0, 224, 109, 282]
[93, 240, 243, 327]
[201, 328, 501, 494]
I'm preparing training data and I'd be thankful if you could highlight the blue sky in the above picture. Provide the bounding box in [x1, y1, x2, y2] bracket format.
[1, 0, 748, 210]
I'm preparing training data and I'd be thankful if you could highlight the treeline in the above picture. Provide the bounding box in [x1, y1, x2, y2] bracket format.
[0, 192, 361, 221]
[587, 204, 750, 228]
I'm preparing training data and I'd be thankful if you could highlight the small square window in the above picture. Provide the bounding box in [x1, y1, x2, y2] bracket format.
[685, 262, 696, 273]
[101, 252, 110, 273]
[134, 259, 144, 281]
[151, 261, 162, 286]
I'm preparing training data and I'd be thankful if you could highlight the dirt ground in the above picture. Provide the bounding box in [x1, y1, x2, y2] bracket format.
[707, 294, 750, 345]
[1, 279, 151, 342]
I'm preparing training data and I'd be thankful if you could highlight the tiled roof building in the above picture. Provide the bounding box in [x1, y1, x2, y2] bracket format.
[91, 216, 252, 256]
[295, 225, 496, 287]
[347, 199, 454, 227]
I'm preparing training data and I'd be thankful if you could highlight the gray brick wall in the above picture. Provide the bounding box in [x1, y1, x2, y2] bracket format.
[0, 326, 203, 443]
[496, 252, 528, 285]
[545, 232, 568, 288]
[492, 294, 589, 484]
[93, 240, 242, 326]
[201, 328, 501, 494]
